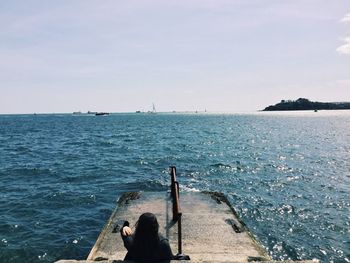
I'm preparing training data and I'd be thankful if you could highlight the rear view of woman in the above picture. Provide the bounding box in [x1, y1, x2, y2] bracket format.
[120, 212, 174, 262]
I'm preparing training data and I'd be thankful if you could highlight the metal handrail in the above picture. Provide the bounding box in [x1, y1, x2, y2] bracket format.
[170, 166, 182, 220]
[170, 166, 183, 254]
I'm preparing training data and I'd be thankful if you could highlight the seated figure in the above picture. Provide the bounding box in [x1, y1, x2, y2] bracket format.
[120, 212, 174, 262]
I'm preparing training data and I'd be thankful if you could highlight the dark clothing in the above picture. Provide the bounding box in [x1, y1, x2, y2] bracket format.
[121, 232, 174, 262]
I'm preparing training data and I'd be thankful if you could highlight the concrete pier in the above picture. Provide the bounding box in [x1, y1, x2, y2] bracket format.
[56, 190, 318, 263]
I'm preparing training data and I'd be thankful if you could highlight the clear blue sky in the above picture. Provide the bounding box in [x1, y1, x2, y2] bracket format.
[1, 0, 350, 113]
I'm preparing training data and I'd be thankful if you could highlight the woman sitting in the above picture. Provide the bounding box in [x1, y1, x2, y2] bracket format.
[120, 212, 174, 262]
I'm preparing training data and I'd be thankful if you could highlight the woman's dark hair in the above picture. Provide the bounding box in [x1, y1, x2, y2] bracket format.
[132, 212, 160, 261]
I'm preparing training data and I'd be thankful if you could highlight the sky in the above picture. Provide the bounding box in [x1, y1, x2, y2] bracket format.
[0, 0, 350, 114]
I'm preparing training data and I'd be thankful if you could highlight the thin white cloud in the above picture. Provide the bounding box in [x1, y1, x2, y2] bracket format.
[337, 37, 350, 55]
[337, 14, 350, 55]
[340, 13, 350, 23]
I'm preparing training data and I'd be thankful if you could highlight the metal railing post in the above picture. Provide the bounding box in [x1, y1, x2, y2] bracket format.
[169, 166, 183, 255]
[178, 214, 182, 254]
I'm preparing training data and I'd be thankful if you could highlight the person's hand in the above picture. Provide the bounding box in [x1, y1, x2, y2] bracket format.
[122, 226, 132, 236]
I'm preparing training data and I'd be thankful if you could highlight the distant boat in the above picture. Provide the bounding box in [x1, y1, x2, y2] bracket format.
[95, 112, 109, 116]
[148, 103, 156, 114]
[73, 111, 82, 115]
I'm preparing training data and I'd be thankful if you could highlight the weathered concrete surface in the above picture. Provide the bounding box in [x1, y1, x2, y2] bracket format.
[55, 191, 318, 263]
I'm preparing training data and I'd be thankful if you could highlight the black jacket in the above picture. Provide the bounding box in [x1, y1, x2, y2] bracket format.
[120, 223, 173, 262]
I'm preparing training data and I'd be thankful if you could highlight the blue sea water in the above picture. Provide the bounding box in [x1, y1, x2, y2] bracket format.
[0, 112, 349, 263]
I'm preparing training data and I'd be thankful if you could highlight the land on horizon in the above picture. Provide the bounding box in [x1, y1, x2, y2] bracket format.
[263, 98, 350, 111]
[1, 97, 350, 115]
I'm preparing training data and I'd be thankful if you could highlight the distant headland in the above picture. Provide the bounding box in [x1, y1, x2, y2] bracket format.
[262, 98, 350, 111]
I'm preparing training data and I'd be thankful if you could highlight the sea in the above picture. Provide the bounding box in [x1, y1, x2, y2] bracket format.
[0, 111, 349, 263]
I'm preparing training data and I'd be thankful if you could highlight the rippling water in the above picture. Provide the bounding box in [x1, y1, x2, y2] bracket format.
[0, 112, 349, 262]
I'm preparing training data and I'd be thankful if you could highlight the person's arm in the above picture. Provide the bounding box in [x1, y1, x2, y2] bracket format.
[120, 221, 133, 250]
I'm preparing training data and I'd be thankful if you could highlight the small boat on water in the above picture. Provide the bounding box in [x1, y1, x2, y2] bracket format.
[95, 112, 110, 116]
[55, 167, 318, 263]
[147, 103, 156, 114]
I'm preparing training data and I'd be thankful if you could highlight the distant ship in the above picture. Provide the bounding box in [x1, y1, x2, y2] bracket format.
[95, 112, 109, 116]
